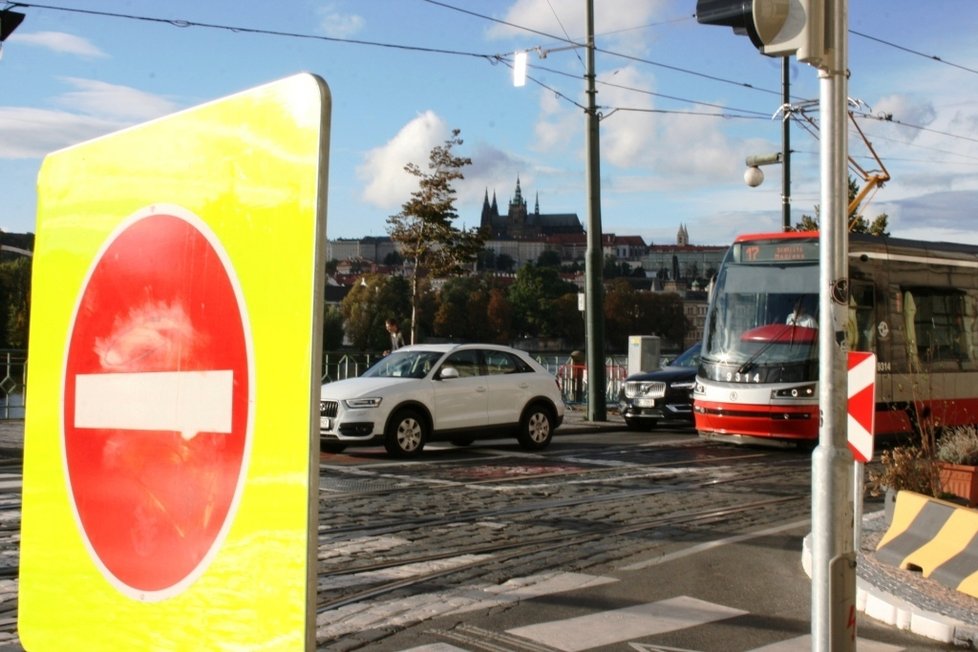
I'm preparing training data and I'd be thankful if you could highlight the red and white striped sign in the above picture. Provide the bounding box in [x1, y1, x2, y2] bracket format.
[847, 351, 877, 463]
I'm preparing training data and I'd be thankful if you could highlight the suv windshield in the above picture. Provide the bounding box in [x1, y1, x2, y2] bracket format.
[669, 344, 701, 368]
[363, 350, 444, 379]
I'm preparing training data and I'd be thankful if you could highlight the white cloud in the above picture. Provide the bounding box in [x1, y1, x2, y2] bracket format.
[532, 90, 579, 156]
[358, 111, 450, 209]
[54, 77, 178, 121]
[487, 0, 669, 55]
[0, 107, 118, 158]
[9, 31, 106, 58]
[869, 94, 936, 143]
[356, 113, 526, 220]
[316, 4, 365, 39]
[0, 79, 179, 159]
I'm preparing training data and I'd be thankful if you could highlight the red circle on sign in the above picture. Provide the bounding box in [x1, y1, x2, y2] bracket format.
[62, 208, 252, 599]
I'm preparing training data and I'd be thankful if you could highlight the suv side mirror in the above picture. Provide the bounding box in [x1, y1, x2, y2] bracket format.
[438, 366, 460, 380]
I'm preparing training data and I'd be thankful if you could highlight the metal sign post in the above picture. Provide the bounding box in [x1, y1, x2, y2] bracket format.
[811, 1, 855, 649]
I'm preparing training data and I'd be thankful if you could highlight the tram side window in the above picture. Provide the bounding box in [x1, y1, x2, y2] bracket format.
[903, 288, 973, 365]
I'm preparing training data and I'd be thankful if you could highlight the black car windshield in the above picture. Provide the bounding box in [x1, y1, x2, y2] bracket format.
[363, 350, 445, 379]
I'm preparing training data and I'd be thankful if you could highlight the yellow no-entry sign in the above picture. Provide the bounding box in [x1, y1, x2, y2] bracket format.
[20, 73, 330, 650]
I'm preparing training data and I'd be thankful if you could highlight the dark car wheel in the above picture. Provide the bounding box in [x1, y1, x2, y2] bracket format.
[320, 441, 347, 454]
[384, 409, 426, 458]
[517, 404, 554, 451]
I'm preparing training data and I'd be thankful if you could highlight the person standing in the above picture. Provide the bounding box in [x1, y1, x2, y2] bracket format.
[385, 318, 404, 354]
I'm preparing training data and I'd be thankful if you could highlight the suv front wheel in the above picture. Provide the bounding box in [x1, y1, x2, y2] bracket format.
[384, 408, 427, 458]
[517, 404, 554, 451]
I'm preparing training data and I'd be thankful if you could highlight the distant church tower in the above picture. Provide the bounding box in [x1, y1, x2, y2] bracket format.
[509, 176, 529, 237]
[677, 223, 690, 247]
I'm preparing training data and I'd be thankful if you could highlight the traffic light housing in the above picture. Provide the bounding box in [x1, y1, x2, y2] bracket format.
[696, 0, 824, 64]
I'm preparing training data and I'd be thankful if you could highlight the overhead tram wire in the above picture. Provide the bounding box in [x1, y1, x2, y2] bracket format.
[423, 0, 784, 98]
[424, 0, 978, 147]
[10, 1, 501, 62]
[16, 2, 977, 149]
[526, 60, 772, 119]
[851, 30, 978, 76]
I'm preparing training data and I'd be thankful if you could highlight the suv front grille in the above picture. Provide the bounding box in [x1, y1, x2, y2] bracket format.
[624, 381, 666, 399]
[320, 400, 338, 418]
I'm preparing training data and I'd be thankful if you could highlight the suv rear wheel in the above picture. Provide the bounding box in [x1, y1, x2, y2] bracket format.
[384, 408, 426, 458]
[517, 404, 554, 451]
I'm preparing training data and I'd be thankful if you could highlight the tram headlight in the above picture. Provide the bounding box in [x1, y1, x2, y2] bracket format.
[771, 383, 816, 399]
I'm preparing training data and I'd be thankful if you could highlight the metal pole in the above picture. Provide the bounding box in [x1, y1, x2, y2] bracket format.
[811, 0, 855, 650]
[781, 57, 791, 231]
[584, 0, 606, 422]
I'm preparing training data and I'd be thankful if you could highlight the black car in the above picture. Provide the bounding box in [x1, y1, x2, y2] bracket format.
[618, 343, 700, 430]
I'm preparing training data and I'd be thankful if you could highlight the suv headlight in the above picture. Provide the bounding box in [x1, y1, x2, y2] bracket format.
[343, 397, 382, 409]
[671, 381, 695, 390]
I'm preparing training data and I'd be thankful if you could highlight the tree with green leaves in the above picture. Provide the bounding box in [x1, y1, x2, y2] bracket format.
[0, 257, 31, 349]
[603, 279, 687, 351]
[793, 175, 890, 236]
[508, 263, 577, 338]
[339, 273, 411, 351]
[387, 129, 486, 343]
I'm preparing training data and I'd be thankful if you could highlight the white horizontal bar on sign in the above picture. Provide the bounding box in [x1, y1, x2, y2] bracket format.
[74, 370, 234, 437]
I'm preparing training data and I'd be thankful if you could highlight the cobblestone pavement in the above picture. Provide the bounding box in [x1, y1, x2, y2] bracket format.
[0, 417, 976, 650]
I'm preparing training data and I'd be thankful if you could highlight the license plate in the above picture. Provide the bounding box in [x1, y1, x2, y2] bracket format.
[320, 417, 332, 430]
[634, 398, 656, 408]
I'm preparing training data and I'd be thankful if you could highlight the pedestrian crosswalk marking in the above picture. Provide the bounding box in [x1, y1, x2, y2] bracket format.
[506, 595, 747, 652]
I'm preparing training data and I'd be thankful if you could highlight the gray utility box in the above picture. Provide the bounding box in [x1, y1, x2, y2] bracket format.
[627, 335, 660, 375]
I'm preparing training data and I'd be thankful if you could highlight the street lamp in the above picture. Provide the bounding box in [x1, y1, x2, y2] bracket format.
[743, 152, 782, 188]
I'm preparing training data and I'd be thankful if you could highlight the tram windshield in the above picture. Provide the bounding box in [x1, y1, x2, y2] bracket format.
[702, 258, 820, 382]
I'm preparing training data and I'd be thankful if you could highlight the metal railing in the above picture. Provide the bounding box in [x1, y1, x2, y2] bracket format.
[0, 349, 626, 420]
[321, 350, 626, 406]
[0, 350, 26, 420]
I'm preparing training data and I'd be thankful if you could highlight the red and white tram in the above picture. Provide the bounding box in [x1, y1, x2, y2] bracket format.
[694, 230, 978, 444]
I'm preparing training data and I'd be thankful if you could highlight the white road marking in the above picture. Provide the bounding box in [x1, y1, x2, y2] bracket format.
[75, 370, 233, 438]
[750, 635, 904, 651]
[506, 595, 747, 652]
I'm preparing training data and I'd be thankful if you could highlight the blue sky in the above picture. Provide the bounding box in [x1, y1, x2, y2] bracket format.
[2, 0, 977, 247]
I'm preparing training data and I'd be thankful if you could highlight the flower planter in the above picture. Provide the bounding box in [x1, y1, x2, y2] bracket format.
[937, 462, 978, 507]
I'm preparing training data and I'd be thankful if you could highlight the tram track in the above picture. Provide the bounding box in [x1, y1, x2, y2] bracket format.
[317, 452, 810, 539]
[314, 493, 805, 614]
[314, 450, 813, 627]
[0, 436, 818, 649]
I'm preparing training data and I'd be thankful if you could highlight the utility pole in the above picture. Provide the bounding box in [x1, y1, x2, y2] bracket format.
[781, 57, 792, 231]
[584, 0, 606, 422]
[811, 0, 855, 649]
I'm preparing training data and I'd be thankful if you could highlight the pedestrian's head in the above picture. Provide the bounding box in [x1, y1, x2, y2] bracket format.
[385, 318, 399, 332]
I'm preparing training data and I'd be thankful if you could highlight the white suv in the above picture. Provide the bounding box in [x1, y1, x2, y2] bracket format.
[319, 343, 565, 457]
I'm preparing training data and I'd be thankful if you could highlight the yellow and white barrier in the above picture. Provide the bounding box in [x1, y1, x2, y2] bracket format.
[876, 490, 978, 598]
